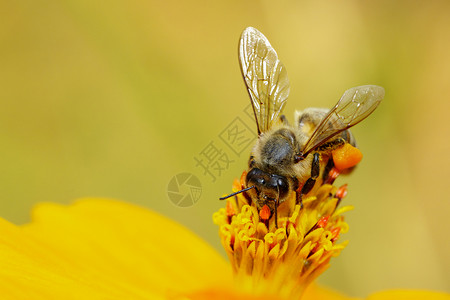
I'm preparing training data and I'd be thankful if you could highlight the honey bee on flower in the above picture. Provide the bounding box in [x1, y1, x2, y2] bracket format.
[220, 27, 384, 227]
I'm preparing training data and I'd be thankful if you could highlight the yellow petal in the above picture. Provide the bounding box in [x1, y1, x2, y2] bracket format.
[303, 283, 359, 300]
[0, 198, 231, 299]
[175, 283, 355, 300]
[367, 290, 450, 300]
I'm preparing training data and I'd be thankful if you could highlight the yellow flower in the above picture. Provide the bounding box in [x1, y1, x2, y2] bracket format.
[213, 171, 350, 299]
[0, 193, 448, 299]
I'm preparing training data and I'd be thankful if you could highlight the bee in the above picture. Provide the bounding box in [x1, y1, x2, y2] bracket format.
[221, 27, 384, 226]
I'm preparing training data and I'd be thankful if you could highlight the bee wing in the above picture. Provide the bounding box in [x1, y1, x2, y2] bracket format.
[301, 85, 385, 156]
[239, 27, 290, 135]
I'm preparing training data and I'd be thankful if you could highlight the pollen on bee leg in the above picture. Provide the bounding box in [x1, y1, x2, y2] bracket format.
[332, 143, 363, 171]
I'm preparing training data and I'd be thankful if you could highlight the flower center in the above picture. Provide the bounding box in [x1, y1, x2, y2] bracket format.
[213, 171, 352, 299]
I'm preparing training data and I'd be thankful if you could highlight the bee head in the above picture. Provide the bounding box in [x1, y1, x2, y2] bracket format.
[246, 168, 290, 204]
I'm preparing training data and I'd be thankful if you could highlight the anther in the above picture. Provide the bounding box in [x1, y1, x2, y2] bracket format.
[317, 215, 330, 228]
[326, 167, 340, 184]
[331, 227, 341, 243]
[259, 204, 271, 221]
[336, 184, 348, 200]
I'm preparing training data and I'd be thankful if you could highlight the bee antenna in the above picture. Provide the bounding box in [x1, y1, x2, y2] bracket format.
[219, 186, 255, 200]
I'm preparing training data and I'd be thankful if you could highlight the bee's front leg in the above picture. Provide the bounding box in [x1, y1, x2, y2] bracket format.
[296, 152, 320, 208]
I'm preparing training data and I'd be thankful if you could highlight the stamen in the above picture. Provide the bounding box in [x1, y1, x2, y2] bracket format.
[213, 172, 351, 300]
[335, 184, 348, 209]
[317, 215, 330, 228]
[326, 167, 340, 184]
[226, 201, 236, 224]
[331, 227, 341, 243]
[336, 184, 348, 200]
[259, 204, 271, 220]
[226, 201, 235, 216]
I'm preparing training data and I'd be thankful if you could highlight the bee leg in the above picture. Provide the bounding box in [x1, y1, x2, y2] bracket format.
[297, 152, 321, 207]
[322, 156, 335, 183]
[317, 137, 346, 151]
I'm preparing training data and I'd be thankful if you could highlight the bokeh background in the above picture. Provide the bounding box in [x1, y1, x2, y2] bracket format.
[1, 0, 449, 297]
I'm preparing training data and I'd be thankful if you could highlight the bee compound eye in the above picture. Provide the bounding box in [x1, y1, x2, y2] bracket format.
[277, 178, 288, 189]
[276, 177, 289, 198]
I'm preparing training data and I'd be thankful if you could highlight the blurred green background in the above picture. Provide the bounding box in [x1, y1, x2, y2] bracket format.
[1, 0, 449, 297]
